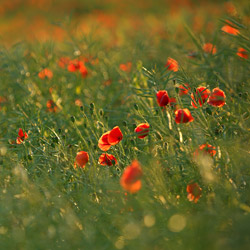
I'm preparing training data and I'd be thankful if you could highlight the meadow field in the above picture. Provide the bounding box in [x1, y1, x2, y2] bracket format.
[0, 0, 250, 249]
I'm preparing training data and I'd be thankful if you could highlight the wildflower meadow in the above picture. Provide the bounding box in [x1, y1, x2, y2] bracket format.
[0, 0, 249, 249]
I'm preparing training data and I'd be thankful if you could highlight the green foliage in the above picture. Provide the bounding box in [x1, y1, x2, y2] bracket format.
[0, 4, 250, 250]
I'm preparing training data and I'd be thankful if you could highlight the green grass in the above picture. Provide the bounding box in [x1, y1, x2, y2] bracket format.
[0, 3, 250, 249]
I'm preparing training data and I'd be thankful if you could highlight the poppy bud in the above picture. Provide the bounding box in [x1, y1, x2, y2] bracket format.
[99, 109, 104, 116]
[71, 116, 75, 123]
[90, 103, 95, 110]
[134, 103, 139, 111]
[122, 121, 127, 127]
[80, 106, 84, 111]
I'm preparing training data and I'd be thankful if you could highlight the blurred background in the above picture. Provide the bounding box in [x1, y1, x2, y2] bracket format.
[0, 0, 249, 45]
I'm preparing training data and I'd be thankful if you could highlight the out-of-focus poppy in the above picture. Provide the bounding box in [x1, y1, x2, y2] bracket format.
[165, 57, 178, 72]
[75, 151, 89, 168]
[46, 99, 58, 112]
[38, 68, 53, 80]
[203, 43, 217, 55]
[16, 128, 28, 144]
[119, 62, 132, 72]
[193, 143, 216, 158]
[68, 59, 88, 78]
[98, 153, 117, 166]
[156, 90, 170, 107]
[0, 96, 7, 110]
[58, 57, 70, 68]
[191, 86, 210, 108]
[98, 126, 123, 151]
[179, 84, 190, 96]
[175, 109, 194, 124]
[187, 183, 202, 203]
[120, 160, 143, 194]
[225, 2, 237, 15]
[221, 24, 239, 35]
[208, 88, 226, 107]
[75, 99, 83, 107]
[237, 48, 248, 59]
[103, 79, 112, 86]
[134, 123, 150, 139]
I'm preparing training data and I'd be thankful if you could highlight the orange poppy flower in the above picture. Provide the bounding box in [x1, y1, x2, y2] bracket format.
[119, 62, 132, 72]
[156, 90, 170, 107]
[179, 84, 190, 96]
[98, 131, 112, 151]
[120, 160, 143, 194]
[74, 151, 89, 168]
[98, 153, 117, 166]
[191, 86, 210, 108]
[38, 68, 53, 80]
[98, 126, 123, 151]
[46, 100, 58, 113]
[237, 48, 248, 59]
[203, 43, 217, 55]
[134, 123, 150, 139]
[175, 109, 194, 124]
[193, 143, 216, 158]
[221, 24, 239, 35]
[58, 57, 70, 68]
[165, 57, 178, 72]
[207, 88, 226, 107]
[16, 128, 28, 144]
[187, 183, 202, 203]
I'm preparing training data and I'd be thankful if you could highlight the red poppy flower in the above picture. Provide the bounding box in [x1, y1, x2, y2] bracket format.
[187, 183, 202, 203]
[38, 68, 53, 80]
[98, 131, 112, 151]
[175, 109, 194, 124]
[207, 88, 226, 107]
[156, 90, 170, 107]
[191, 86, 210, 108]
[120, 160, 143, 194]
[68, 59, 88, 78]
[75, 151, 89, 168]
[98, 153, 117, 166]
[194, 143, 216, 158]
[46, 100, 58, 113]
[165, 57, 178, 72]
[58, 57, 70, 68]
[179, 84, 190, 96]
[119, 62, 132, 72]
[98, 126, 123, 151]
[108, 126, 123, 145]
[134, 123, 150, 139]
[237, 48, 248, 59]
[221, 24, 239, 35]
[16, 128, 28, 144]
[203, 43, 217, 55]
